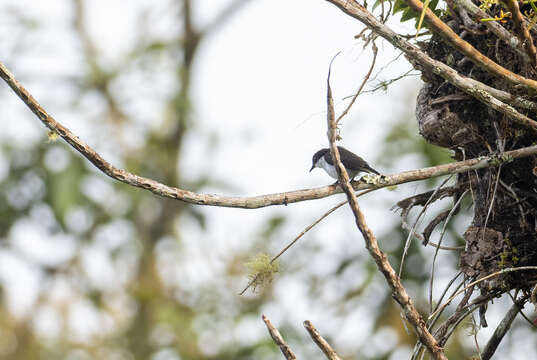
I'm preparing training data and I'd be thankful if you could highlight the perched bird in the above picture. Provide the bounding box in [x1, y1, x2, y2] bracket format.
[310, 146, 379, 180]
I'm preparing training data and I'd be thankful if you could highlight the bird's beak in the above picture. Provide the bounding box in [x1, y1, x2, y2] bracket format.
[309, 165, 315, 172]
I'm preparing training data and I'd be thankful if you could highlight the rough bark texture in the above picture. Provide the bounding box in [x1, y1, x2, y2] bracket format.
[415, 2, 537, 292]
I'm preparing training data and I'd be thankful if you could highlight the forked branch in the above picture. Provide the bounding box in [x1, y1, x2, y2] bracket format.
[324, 0, 537, 128]
[401, 0, 537, 85]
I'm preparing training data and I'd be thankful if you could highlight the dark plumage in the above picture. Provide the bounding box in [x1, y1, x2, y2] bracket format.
[309, 146, 379, 180]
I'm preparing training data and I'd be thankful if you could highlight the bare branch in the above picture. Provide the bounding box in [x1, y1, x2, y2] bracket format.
[325, 67, 447, 360]
[400, 0, 537, 90]
[262, 315, 297, 360]
[481, 296, 527, 360]
[240, 198, 350, 294]
[336, 42, 378, 125]
[395, 184, 464, 212]
[429, 191, 469, 313]
[303, 320, 342, 360]
[430, 266, 537, 320]
[454, 0, 530, 63]
[399, 176, 454, 276]
[1, 61, 537, 209]
[400, 220, 464, 250]
[505, 0, 537, 65]
[508, 292, 537, 329]
[324, 1, 537, 124]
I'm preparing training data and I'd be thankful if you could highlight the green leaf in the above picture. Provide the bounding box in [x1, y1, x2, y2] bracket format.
[393, 0, 409, 14]
[401, 8, 419, 22]
[395, 0, 442, 28]
[417, 0, 431, 33]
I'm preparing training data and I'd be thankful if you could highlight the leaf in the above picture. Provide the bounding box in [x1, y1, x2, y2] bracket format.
[394, 0, 442, 28]
[393, 0, 409, 14]
[401, 8, 420, 22]
[417, 0, 431, 34]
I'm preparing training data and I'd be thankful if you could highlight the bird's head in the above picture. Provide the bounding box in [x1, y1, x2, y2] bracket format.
[310, 148, 329, 172]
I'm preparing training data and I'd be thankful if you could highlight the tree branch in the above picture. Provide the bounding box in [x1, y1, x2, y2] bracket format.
[262, 315, 297, 360]
[325, 68, 447, 360]
[401, 0, 537, 90]
[2, 60, 537, 209]
[430, 266, 537, 321]
[454, 0, 530, 64]
[324, 0, 537, 127]
[481, 296, 527, 360]
[505, 0, 537, 65]
[303, 320, 342, 360]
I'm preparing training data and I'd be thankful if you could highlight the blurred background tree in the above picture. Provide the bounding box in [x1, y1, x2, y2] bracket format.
[0, 1, 534, 359]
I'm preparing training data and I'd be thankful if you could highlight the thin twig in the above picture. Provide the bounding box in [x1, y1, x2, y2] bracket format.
[508, 292, 537, 329]
[469, 314, 482, 359]
[325, 1, 537, 119]
[429, 266, 537, 320]
[400, 219, 464, 249]
[400, 176, 454, 276]
[430, 282, 477, 349]
[325, 61, 447, 360]
[506, 0, 537, 65]
[413, 274, 467, 359]
[428, 272, 464, 325]
[499, 180, 528, 229]
[399, 0, 537, 90]
[441, 303, 482, 345]
[481, 296, 527, 360]
[303, 320, 342, 360]
[336, 43, 378, 125]
[455, 0, 530, 63]
[429, 191, 469, 313]
[482, 166, 502, 241]
[240, 192, 375, 294]
[262, 315, 297, 360]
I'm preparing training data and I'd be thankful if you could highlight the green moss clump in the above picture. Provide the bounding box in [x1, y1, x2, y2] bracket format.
[245, 253, 280, 291]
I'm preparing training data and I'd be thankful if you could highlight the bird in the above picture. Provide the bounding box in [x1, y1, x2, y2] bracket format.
[309, 146, 379, 180]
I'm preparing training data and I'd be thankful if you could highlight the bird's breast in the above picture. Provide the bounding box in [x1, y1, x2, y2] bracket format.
[318, 157, 340, 179]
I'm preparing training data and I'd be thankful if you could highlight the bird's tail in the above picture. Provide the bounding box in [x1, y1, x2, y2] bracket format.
[366, 166, 380, 175]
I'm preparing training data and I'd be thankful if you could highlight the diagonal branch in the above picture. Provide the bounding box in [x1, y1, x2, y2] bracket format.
[505, 0, 537, 65]
[303, 320, 342, 360]
[481, 296, 527, 360]
[455, 0, 530, 64]
[262, 315, 297, 360]
[324, 0, 537, 126]
[325, 68, 447, 360]
[430, 266, 537, 321]
[400, 0, 537, 90]
[2, 61, 537, 209]
[240, 198, 348, 294]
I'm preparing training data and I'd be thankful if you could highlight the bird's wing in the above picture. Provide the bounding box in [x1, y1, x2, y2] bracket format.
[325, 147, 380, 174]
